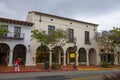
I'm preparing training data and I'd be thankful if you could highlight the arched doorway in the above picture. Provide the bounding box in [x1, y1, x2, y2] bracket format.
[0, 43, 10, 65]
[66, 47, 75, 65]
[13, 44, 26, 65]
[78, 48, 86, 64]
[52, 46, 64, 65]
[89, 48, 96, 65]
[36, 45, 49, 63]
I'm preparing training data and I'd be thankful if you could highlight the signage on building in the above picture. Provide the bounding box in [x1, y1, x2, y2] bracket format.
[70, 53, 75, 58]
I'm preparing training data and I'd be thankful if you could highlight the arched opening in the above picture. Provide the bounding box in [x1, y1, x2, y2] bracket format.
[0, 43, 10, 65]
[78, 48, 86, 64]
[52, 46, 64, 65]
[66, 47, 75, 65]
[13, 44, 26, 65]
[89, 48, 96, 65]
[100, 49, 115, 63]
[36, 45, 49, 64]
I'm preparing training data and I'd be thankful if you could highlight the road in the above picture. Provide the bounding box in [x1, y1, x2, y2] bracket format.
[0, 69, 119, 80]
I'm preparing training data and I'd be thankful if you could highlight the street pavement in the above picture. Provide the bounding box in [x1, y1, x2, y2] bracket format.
[0, 69, 120, 80]
[0, 76, 66, 80]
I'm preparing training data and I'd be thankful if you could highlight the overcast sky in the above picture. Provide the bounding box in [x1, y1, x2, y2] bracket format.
[0, 0, 120, 32]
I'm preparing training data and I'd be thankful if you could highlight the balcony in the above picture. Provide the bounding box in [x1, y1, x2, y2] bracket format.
[0, 32, 24, 40]
[84, 39, 91, 45]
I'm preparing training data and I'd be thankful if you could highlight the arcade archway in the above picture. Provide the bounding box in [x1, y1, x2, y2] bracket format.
[36, 45, 49, 63]
[0, 43, 10, 65]
[66, 47, 75, 64]
[89, 48, 97, 65]
[13, 44, 26, 65]
[52, 46, 64, 65]
[78, 48, 86, 64]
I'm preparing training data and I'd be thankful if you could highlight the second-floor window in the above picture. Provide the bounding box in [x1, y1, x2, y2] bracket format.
[48, 25, 55, 38]
[14, 27, 21, 38]
[68, 28, 74, 42]
[85, 31, 90, 44]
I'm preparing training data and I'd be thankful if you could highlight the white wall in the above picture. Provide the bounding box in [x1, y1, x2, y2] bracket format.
[0, 22, 33, 66]
[27, 12, 99, 65]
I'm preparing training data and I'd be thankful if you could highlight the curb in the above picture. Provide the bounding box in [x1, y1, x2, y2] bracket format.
[1, 68, 120, 74]
[77, 68, 118, 71]
[0, 69, 75, 74]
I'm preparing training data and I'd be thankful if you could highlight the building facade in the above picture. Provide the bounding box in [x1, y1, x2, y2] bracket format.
[98, 43, 120, 65]
[1, 12, 120, 67]
[26, 11, 100, 66]
[0, 17, 34, 66]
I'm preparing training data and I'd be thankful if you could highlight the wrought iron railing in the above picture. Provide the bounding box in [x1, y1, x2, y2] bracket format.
[0, 32, 24, 40]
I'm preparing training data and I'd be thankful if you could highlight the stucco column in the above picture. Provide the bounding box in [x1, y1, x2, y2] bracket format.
[97, 53, 100, 65]
[8, 50, 13, 66]
[118, 52, 120, 65]
[114, 53, 118, 65]
[86, 53, 89, 66]
[63, 53, 66, 66]
[49, 51, 52, 66]
[58, 53, 61, 64]
[67, 53, 69, 64]
[76, 53, 79, 66]
[25, 50, 33, 66]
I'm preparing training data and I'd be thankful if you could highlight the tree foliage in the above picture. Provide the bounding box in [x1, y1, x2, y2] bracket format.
[0, 25, 9, 37]
[31, 29, 68, 47]
[111, 27, 120, 45]
[94, 30, 116, 62]
[31, 30, 51, 45]
[48, 29, 68, 47]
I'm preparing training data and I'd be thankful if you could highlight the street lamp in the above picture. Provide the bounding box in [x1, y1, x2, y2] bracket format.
[73, 39, 77, 70]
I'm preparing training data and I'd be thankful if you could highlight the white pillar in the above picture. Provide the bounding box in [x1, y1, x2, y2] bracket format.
[58, 53, 61, 64]
[25, 50, 35, 66]
[86, 53, 89, 66]
[76, 53, 79, 66]
[115, 54, 118, 65]
[67, 53, 69, 64]
[8, 50, 13, 66]
[118, 53, 120, 65]
[114, 49, 118, 65]
[96, 53, 100, 65]
[49, 52, 52, 66]
[63, 53, 66, 66]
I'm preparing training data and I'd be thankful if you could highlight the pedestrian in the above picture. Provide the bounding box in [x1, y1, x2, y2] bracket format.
[14, 58, 21, 72]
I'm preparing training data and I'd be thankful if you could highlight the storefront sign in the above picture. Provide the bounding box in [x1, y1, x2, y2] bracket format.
[70, 53, 75, 58]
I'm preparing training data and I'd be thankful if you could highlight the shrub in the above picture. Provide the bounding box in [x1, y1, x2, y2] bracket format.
[102, 62, 111, 68]
[102, 72, 120, 80]
[52, 63, 61, 70]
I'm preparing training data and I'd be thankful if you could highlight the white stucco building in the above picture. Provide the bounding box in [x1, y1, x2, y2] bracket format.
[1, 11, 119, 67]
[26, 11, 100, 66]
[0, 17, 34, 66]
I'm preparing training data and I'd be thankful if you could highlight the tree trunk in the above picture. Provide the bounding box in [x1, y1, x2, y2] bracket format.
[105, 53, 108, 62]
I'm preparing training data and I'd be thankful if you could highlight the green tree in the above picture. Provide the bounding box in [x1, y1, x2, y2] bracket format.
[95, 30, 116, 62]
[31, 29, 68, 47]
[48, 29, 68, 64]
[48, 29, 68, 47]
[31, 29, 68, 66]
[0, 25, 9, 37]
[31, 30, 51, 45]
[111, 27, 120, 45]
